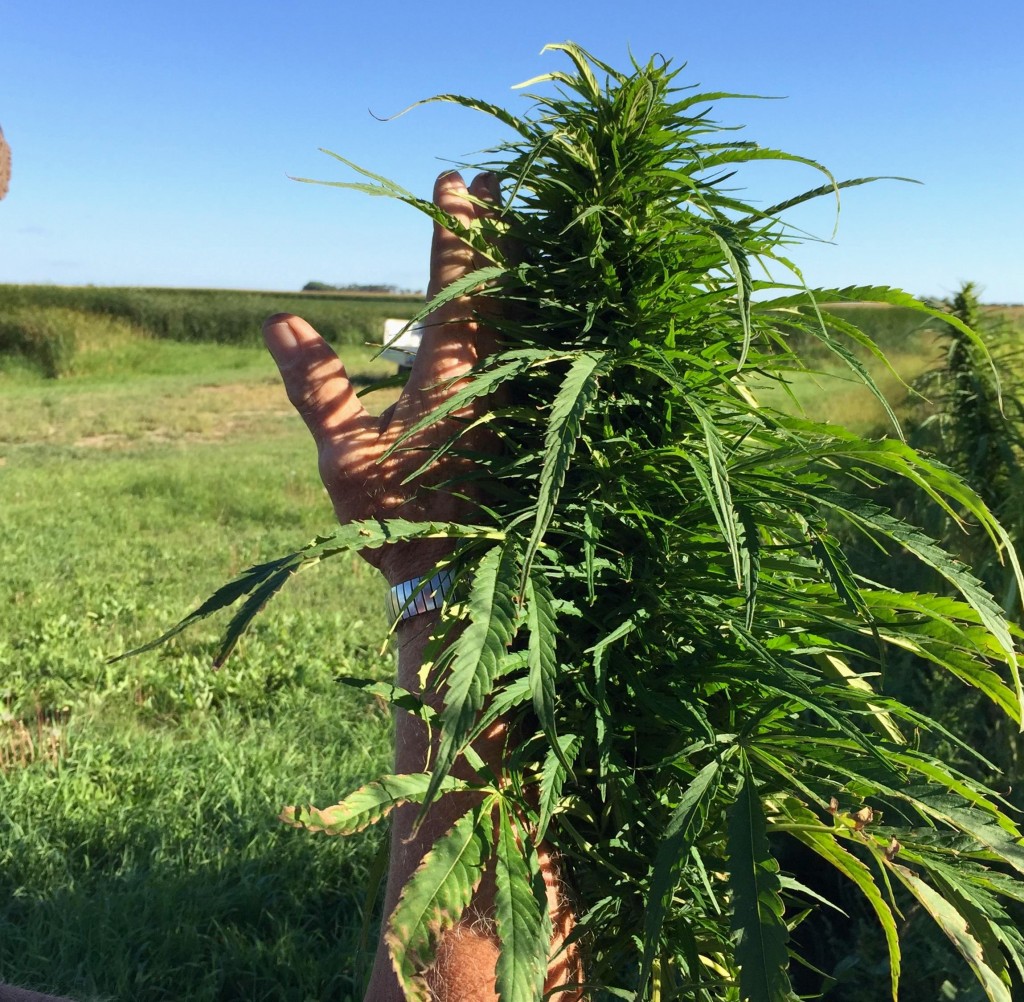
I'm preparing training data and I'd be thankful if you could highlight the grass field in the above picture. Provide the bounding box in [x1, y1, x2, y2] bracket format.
[1, 288, 1020, 1000]
[0, 303, 404, 1001]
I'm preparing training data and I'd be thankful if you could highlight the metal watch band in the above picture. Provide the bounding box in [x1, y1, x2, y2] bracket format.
[385, 568, 455, 622]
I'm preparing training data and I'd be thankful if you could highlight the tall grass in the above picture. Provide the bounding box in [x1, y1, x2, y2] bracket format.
[0, 307, 79, 377]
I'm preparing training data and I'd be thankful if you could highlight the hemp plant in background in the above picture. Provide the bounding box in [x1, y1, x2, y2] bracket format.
[909, 282, 1024, 614]
[132, 44, 1024, 1001]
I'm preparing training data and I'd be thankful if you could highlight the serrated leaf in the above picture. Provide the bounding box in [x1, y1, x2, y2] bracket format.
[525, 567, 563, 764]
[895, 790, 1024, 876]
[785, 803, 901, 1002]
[688, 400, 748, 599]
[386, 798, 497, 1002]
[384, 353, 537, 460]
[887, 862, 1012, 1002]
[708, 221, 753, 368]
[536, 734, 582, 842]
[639, 759, 723, 997]
[212, 566, 296, 667]
[113, 519, 499, 664]
[336, 677, 437, 725]
[424, 540, 521, 810]
[520, 351, 605, 591]
[280, 773, 466, 835]
[109, 553, 298, 662]
[728, 756, 792, 1002]
[811, 653, 904, 745]
[493, 801, 550, 1002]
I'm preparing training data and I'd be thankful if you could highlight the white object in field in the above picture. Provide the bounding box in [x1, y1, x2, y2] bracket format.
[381, 317, 425, 368]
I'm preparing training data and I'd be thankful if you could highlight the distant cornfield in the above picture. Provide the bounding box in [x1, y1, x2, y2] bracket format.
[0, 284, 418, 347]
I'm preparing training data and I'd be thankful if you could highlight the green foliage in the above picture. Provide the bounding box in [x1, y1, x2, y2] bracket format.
[907, 283, 1024, 614]
[0, 306, 78, 377]
[0, 283, 417, 348]
[145, 45, 1024, 1000]
[304, 280, 412, 294]
[729, 755, 794, 1002]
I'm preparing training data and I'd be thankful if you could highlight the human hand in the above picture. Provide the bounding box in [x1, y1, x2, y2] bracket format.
[263, 170, 502, 586]
[0, 125, 11, 201]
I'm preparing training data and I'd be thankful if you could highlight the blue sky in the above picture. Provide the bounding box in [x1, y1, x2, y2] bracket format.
[2, 0, 1022, 301]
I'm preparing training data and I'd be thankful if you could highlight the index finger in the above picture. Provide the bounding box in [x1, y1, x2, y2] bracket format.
[263, 313, 370, 446]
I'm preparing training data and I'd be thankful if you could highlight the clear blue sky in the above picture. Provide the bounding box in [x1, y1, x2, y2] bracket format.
[2, 0, 1022, 302]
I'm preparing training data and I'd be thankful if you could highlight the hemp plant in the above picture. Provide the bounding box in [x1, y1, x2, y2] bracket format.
[134, 45, 1024, 1001]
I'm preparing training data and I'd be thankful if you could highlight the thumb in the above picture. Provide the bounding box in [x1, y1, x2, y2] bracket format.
[263, 313, 369, 444]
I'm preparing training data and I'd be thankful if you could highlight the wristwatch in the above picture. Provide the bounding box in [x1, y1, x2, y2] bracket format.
[385, 567, 455, 622]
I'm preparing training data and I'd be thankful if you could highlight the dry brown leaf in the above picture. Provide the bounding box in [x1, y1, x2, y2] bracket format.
[851, 806, 875, 830]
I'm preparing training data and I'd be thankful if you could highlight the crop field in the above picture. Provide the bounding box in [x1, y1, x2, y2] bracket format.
[0, 285, 420, 379]
[1, 287, 1021, 1000]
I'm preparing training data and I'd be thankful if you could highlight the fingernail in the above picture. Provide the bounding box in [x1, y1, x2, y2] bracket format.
[263, 315, 298, 357]
[480, 171, 501, 200]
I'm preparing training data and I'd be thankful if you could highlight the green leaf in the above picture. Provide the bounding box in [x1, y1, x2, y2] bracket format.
[639, 759, 723, 997]
[280, 773, 467, 836]
[403, 93, 536, 142]
[493, 801, 550, 1002]
[114, 519, 500, 663]
[212, 565, 296, 667]
[336, 677, 438, 726]
[728, 755, 793, 1002]
[425, 539, 521, 810]
[887, 862, 1012, 1002]
[786, 810, 901, 1002]
[707, 221, 753, 368]
[746, 176, 913, 227]
[520, 350, 606, 591]
[811, 653, 905, 745]
[386, 798, 497, 1002]
[895, 790, 1024, 876]
[391, 264, 507, 347]
[109, 552, 299, 661]
[811, 484, 1017, 667]
[536, 733, 582, 842]
[525, 567, 563, 764]
[687, 401, 753, 603]
[384, 352, 539, 461]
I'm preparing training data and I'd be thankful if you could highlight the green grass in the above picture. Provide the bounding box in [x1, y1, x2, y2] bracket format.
[752, 336, 942, 435]
[750, 303, 1024, 436]
[0, 313, 402, 1000]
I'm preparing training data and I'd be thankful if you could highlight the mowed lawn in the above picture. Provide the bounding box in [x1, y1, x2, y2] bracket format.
[1, 327, 401, 1001]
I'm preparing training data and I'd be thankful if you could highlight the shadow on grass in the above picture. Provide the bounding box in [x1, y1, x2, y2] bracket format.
[0, 819, 384, 1002]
